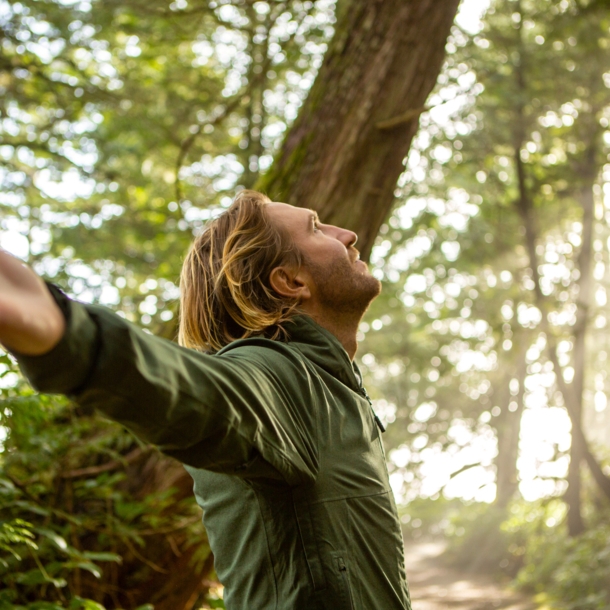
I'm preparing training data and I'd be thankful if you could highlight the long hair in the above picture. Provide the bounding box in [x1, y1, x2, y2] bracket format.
[178, 190, 302, 352]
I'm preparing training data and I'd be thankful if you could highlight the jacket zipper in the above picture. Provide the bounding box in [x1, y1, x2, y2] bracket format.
[337, 557, 356, 610]
[358, 386, 386, 433]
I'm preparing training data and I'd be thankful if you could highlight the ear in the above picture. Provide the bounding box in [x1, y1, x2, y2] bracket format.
[269, 265, 312, 303]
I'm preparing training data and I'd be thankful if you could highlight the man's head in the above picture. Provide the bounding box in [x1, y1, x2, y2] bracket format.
[179, 190, 380, 352]
[265, 202, 381, 319]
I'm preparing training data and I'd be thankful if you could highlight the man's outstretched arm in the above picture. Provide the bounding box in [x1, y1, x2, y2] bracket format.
[0, 249, 66, 355]
[0, 249, 318, 485]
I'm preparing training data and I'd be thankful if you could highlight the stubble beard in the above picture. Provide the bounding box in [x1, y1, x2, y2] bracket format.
[304, 255, 381, 318]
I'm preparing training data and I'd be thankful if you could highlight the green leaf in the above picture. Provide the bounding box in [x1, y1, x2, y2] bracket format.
[68, 597, 107, 610]
[13, 501, 51, 518]
[15, 568, 67, 588]
[64, 561, 102, 579]
[34, 528, 68, 552]
[81, 551, 122, 563]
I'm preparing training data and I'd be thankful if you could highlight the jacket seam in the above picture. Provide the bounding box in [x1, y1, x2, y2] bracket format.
[306, 488, 392, 507]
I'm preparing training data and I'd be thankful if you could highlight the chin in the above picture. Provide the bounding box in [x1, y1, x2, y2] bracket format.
[308, 256, 381, 313]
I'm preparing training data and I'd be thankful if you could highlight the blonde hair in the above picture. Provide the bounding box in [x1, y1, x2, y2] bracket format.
[178, 190, 302, 352]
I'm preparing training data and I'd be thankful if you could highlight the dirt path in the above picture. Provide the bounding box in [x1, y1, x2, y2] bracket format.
[404, 541, 537, 610]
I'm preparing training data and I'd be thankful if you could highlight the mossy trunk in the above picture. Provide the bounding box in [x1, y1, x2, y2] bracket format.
[257, 0, 460, 261]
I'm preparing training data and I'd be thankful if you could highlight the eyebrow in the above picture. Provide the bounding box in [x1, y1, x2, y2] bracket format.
[308, 211, 320, 226]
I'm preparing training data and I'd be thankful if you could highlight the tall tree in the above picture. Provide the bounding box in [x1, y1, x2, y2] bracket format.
[259, 0, 461, 261]
[359, 0, 610, 539]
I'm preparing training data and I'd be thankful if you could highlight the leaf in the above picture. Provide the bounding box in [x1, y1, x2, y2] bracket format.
[34, 528, 68, 552]
[12, 501, 51, 518]
[15, 569, 47, 585]
[64, 561, 102, 579]
[0, 589, 17, 603]
[81, 551, 122, 563]
[79, 602, 106, 610]
[15, 568, 67, 588]
[68, 597, 106, 610]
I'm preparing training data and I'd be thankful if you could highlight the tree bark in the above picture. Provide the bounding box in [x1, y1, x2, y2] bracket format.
[257, 0, 461, 261]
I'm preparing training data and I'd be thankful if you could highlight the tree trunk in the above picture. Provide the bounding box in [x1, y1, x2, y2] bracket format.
[517, 141, 610, 534]
[495, 341, 527, 508]
[511, 9, 610, 533]
[257, 0, 461, 261]
[564, 169, 594, 536]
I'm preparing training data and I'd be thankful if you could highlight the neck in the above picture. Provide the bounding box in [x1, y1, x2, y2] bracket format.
[305, 306, 362, 360]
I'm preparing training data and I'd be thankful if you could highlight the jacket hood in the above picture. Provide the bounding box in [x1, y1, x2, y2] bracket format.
[284, 315, 363, 394]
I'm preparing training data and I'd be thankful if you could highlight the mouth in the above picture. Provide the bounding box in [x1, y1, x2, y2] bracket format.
[354, 254, 367, 269]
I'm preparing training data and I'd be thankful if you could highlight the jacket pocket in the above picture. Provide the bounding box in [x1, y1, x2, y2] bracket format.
[334, 554, 356, 610]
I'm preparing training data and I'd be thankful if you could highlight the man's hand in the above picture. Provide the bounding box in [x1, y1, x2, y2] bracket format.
[0, 250, 66, 355]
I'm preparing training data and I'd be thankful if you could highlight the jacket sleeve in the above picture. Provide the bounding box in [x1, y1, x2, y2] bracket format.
[14, 285, 318, 486]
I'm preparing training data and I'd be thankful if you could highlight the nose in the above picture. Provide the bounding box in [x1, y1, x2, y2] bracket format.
[344, 229, 358, 249]
[325, 224, 357, 248]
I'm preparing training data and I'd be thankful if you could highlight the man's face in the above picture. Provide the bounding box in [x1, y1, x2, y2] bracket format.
[266, 202, 381, 315]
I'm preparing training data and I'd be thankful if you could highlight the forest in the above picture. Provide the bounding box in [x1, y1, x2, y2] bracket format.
[0, 0, 609, 608]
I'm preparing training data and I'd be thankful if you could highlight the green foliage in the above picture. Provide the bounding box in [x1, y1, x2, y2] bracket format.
[445, 502, 514, 573]
[398, 496, 465, 540]
[509, 509, 610, 610]
[0, 388, 207, 607]
[0, 518, 37, 563]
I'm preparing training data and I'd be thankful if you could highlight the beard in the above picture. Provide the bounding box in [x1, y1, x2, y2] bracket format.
[304, 254, 381, 317]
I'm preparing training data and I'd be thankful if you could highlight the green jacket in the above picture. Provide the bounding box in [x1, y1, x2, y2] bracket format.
[17, 286, 412, 610]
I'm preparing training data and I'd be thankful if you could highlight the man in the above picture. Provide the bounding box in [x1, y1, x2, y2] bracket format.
[0, 190, 412, 609]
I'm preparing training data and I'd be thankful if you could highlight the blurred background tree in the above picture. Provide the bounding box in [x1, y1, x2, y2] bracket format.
[359, 0, 610, 606]
[1, 0, 610, 608]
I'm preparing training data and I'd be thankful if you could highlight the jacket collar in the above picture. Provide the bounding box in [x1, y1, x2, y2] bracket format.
[284, 315, 363, 393]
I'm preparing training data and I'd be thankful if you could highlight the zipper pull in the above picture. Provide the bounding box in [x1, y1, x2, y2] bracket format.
[359, 386, 372, 404]
[359, 386, 386, 433]
[373, 413, 386, 433]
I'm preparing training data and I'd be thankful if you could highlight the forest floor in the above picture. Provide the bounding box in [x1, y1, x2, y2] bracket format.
[404, 541, 538, 610]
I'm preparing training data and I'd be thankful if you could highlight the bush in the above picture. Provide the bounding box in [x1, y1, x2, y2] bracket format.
[0, 372, 209, 609]
[514, 520, 610, 610]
